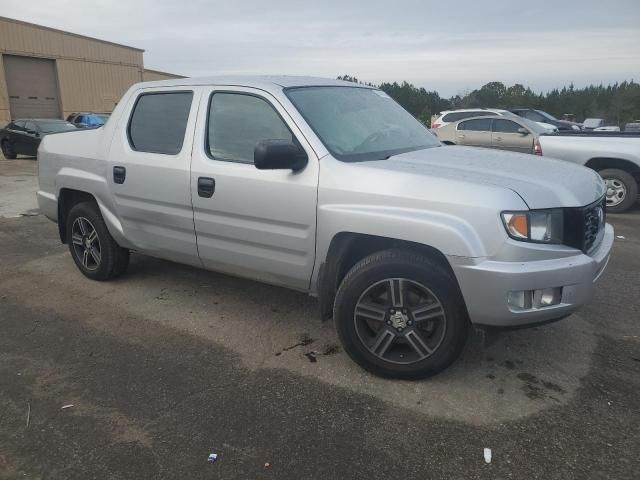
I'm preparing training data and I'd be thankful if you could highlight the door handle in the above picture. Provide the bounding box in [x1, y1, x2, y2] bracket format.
[457, 134, 465, 139]
[495, 137, 502, 142]
[198, 177, 215, 198]
[113, 166, 126, 184]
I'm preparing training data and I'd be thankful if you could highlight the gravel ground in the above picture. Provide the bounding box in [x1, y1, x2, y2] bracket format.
[0, 157, 639, 479]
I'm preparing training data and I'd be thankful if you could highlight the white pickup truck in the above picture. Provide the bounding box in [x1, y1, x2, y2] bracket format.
[538, 132, 640, 213]
[37, 76, 613, 379]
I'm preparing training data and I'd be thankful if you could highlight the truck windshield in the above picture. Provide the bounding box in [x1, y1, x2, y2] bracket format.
[285, 86, 441, 162]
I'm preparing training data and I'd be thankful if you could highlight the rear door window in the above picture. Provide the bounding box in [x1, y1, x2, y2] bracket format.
[458, 118, 493, 131]
[128, 91, 194, 155]
[493, 119, 522, 133]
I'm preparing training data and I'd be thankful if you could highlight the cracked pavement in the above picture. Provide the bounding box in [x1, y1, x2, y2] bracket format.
[1, 157, 639, 479]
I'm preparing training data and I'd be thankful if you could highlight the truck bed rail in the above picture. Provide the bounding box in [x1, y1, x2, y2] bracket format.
[541, 131, 640, 138]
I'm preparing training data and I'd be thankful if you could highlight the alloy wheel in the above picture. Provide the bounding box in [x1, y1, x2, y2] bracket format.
[71, 217, 102, 271]
[354, 278, 447, 365]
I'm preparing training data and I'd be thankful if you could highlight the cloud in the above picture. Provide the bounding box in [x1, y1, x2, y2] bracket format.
[2, 0, 639, 95]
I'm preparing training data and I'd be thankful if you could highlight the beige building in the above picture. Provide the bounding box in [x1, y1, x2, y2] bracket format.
[0, 16, 182, 123]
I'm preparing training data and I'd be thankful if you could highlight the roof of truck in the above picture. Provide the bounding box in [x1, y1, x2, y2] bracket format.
[137, 75, 372, 91]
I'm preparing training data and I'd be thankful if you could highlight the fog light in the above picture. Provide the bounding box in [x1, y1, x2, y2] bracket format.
[508, 287, 562, 310]
[535, 287, 562, 307]
[508, 290, 531, 310]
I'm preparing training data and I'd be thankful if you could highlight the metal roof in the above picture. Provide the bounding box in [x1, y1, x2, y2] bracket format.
[138, 75, 374, 92]
[0, 15, 145, 52]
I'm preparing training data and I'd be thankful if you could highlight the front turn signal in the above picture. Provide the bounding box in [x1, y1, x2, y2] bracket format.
[502, 212, 529, 239]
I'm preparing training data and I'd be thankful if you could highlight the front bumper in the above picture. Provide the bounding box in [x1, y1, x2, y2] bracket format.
[450, 223, 614, 327]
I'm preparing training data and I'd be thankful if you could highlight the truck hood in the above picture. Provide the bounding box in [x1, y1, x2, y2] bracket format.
[362, 145, 605, 209]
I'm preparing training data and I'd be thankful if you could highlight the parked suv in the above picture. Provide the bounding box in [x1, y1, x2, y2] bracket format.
[510, 109, 582, 131]
[431, 109, 505, 129]
[624, 121, 640, 133]
[67, 113, 109, 128]
[36, 76, 613, 379]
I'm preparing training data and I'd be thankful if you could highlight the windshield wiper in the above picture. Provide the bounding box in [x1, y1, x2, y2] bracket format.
[380, 146, 433, 160]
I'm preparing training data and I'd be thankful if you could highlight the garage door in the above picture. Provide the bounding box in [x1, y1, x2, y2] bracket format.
[3, 55, 62, 119]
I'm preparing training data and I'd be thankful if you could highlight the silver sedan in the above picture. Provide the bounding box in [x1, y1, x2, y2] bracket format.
[433, 114, 549, 155]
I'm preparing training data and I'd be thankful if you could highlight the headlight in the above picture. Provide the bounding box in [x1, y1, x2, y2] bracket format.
[501, 209, 564, 243]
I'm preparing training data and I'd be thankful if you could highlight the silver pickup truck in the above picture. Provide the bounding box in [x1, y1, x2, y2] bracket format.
[37, 76, 613, 379]
[538, 133, 640, 213]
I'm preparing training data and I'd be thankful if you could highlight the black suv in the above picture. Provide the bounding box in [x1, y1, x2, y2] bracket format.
[510, 109, 582, 131]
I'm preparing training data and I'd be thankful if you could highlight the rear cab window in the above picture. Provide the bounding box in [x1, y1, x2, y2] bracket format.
[128, 91, 194, 155]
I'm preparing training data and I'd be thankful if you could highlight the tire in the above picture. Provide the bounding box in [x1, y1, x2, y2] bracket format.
[334, 249, 469, 379]
[1, 140, 17, 159]
[66, 202, 130, 281]
[599, 169, 638, 213]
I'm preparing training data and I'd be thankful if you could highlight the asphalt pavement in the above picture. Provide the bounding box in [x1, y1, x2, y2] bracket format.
[1, 156, 639, 479]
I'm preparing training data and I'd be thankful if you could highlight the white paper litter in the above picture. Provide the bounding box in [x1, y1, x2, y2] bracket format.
[207, 453, 218, 463]
[484, 448, 492, 464]
[61, 404, 74, 409]
[616, 235, 625, 239]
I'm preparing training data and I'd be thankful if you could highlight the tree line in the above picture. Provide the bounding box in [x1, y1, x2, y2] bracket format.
[337, 75, 640, 126]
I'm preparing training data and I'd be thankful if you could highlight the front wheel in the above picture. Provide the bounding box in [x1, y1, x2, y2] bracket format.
[1, 140, 17, 159]
[600, 168, 638, 213]
[66, 202, 129, 280]
[334, 249, 469, 379]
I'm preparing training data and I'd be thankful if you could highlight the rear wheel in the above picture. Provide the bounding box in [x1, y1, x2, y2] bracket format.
[599, 168, 638, 213]
[66, 202, 129, 280]
[1, 140, 17, 159]
[334, 249, 469, 379]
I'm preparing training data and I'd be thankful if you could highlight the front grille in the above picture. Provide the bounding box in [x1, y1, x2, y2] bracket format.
[563, 196, 606, 253]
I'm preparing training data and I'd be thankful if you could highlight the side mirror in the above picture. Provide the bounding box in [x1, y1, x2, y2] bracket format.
[254, 140, 308, 171]
[517, 127, 529, 135]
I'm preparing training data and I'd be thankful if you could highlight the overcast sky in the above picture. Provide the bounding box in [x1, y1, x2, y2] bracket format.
[3, 0, 639, 96]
